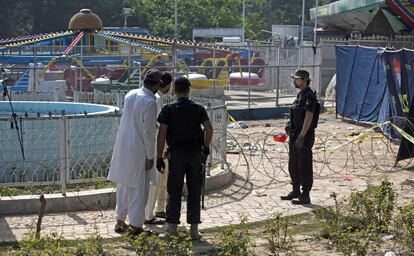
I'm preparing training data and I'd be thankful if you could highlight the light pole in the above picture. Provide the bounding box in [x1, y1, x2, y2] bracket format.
[173, 0, 178, 84]
[175, 0, 178, 38]
[122, 8, 131, 28]
[314, 0, 318, 46]
[300, 0, 306, 66]
[242, 0, 245, 42]
[300, 0, 305, 47]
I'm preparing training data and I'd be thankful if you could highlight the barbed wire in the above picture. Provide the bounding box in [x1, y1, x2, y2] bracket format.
[206, 114, 414, 205]
[2, 113, 414, 215]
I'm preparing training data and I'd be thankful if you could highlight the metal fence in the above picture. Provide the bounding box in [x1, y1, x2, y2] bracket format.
[0, 114, 120, 193]
[74, 92, 228, 172]
[0, 95, 227, 192]
[220, 45, 321, 108]
[4, 91, 58, 102]
[73, 91, 125, 109]
[1, 42, 320, 191]
[1, 44, 322, 109]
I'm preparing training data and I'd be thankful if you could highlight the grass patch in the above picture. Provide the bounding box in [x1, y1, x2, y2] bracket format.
[0, 181, 115, 197]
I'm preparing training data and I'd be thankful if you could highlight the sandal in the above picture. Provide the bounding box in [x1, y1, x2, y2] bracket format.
[128, 227, 144, 237]
[128, 226, 154, 237]
[144, 218, 165, 225]
[154, 211, 166, 219]
[114, 222, 128, 233]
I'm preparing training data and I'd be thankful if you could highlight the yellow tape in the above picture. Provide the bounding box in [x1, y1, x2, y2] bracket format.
[226, 112, 414, 154]
[227, 112, 250, 137]
[227, 113, 237, 125]
[314, 123, 385, 152]
[313, 120, 414, 153]
[346, 133, 384, 143]
[390, 122, 414, 145]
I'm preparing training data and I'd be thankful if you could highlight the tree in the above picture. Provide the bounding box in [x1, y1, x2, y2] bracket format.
[0, 0, 318, 40]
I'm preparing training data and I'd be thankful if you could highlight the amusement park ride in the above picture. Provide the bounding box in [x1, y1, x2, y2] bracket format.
[0, 9, 267, 98]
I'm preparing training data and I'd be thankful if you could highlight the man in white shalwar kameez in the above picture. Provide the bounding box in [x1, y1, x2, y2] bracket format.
[144, 72, 173, 225]
[108, 68, 161, 236]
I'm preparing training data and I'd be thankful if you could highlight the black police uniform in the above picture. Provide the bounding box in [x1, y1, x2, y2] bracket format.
[157, 97, 210, 224]
[288, 87, 318, 194]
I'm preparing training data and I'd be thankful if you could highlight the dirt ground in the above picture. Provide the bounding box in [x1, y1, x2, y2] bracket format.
[196, 110, 414, 255]
[110, 110, 414, 255]
[1, 110, 413, 255]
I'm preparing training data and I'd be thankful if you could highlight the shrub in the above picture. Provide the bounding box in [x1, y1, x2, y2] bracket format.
[128, 231, 193, 256]
[217, 215, 253, 256]
[315, 192, 369, 256]
[17, 230, 70, 256]
[395, 201, 414, 253]
[349, 180, 396, 235]
[264, 214, 294, 255]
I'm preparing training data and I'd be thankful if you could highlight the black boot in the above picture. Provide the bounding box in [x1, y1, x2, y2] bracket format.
[291, 192, 311, 205]
[280, 189, 300, 200]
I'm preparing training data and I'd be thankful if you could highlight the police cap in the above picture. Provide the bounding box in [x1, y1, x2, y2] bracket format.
[291, 69, 311, 81]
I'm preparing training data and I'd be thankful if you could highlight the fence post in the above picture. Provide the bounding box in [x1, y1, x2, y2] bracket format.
[59, 117, 69, 196]
[73, 91, 79, 103]
[213, 42, 216, 98]
[247, 42, 251, 109]
[116, 92, 123, 112]
[207, 101, 213, 176]
[318, 47, 322, 98]
[276, 66, 280, 106]
[275, 47, 280, 106]
[54, 87, 59, 102]
[221, 105, 227, 170]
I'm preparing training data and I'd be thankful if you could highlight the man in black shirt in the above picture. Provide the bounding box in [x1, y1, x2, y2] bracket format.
[281, 69, 319, 205]
[156, 77, 213, 240]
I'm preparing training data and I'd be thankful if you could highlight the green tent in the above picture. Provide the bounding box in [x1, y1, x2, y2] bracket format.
[310, 0, 407, 35]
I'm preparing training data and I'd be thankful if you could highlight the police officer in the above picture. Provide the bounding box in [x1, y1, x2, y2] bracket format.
[156, 77, 213, 240]
[281, 69, 319, 205]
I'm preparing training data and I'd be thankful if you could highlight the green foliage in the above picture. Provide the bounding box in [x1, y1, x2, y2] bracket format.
[334, 228, 368, 256]
[262, 0, 315, 28]
[126, 0, 247, 39]
[0, 0, 319, 40]
[0, 181, 114, 197]
[17, 230, 69, 256]
[217, 215, 253, 256]
[264, 214, 294, 255]
[90, 171, 114, 190]
[164, 232, 194, 256]
[395, 201, 414, 253]
[0, 187, 24, 196]
[75, 222, 108, 256]
[16, 223, 110, 255]
[316, 181, 397, 255]
[129, 232, 163, 255]
[315, 192, 368, 256]
[127, 231, 193, 255]
[349, 180, 396, 234]
[0, 185, 56, 197]
[316, 192, 342, 239]
[93, 180, 114, 190]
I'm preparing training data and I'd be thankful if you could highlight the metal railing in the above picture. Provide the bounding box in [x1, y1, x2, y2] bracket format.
[0, 95, 227, 193]
[2, 90, 59, 102]
[1, 44, 322, 108]
[0, 113, 120, 194]
[74, 91, 125, 109]
[75, 92, 228, 171]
